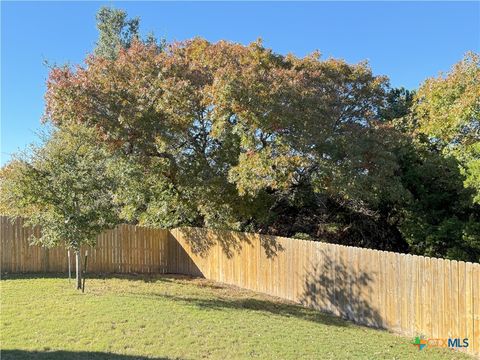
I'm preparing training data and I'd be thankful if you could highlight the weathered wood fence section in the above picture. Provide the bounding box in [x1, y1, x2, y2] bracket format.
[0, 217, 169, 273]
[1, 216, 479, 355]
[168, 227, 480, 356]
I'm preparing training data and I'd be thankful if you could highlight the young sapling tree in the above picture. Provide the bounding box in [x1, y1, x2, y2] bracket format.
[0, 125, 121, 289]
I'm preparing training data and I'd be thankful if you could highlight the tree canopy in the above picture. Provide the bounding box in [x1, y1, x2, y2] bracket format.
[94, 7, 140, 60]
[413, 52, 480, 203]
[0, 125, 120, 250]
[44, 39, 406, 226]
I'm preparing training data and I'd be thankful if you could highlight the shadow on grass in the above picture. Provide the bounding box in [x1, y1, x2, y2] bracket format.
[2, 272, 351, 327]
[132, 292, 350, 328]
[0, 272, 193, 283]
[1, 350, 179, 360]
[0, 273, 71, 280]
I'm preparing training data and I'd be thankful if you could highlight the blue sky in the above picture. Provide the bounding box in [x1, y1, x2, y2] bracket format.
[1, 1, 479, 166]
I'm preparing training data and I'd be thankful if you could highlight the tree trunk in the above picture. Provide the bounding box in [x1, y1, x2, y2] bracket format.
[68, 250, 71, 282]
[75, 250, 82, 290]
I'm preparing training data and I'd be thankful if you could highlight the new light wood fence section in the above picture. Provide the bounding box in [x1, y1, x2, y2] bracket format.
[1, 217, 479, 356]
[168, 227, 480, 356]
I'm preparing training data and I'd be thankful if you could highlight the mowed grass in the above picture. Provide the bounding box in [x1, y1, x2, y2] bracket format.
[0, 274, 472, 360]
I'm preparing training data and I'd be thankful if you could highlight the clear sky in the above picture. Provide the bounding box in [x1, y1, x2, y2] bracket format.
[1, 1, 479, 166]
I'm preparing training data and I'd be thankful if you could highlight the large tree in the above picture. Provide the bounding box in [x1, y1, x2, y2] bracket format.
[44, 39, 403, 232]
[38, 7, 480, 260]
[413, 52, 480, 202]
[380, 54, 480, 261]
[0, 125, 121, 288]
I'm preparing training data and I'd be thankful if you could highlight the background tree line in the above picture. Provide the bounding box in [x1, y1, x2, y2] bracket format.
[1, 7, 479, 264]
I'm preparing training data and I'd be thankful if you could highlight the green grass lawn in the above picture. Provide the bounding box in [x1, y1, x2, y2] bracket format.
[0, 274, 472, 360]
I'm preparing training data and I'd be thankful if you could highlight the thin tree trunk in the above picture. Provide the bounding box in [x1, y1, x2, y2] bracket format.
[75, 250, 82, 290]
[68, 250, 71, 282]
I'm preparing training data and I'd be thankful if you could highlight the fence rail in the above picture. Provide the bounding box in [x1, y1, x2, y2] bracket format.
[1, 216, 479, 356]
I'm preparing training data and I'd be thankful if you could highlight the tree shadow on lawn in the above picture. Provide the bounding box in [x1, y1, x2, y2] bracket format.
[1, 350, 180, 360]
[2, 272, 349, 327]
[132, 291, 350, 328]
[0, 273, 70, 280]
[0, 272, 192, 283]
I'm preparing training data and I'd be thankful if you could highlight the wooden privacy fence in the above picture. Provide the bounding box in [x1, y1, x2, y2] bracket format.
[0, 217, 169, 273]
[1, 216, 479, 356]
[168, 227, 480, 356]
